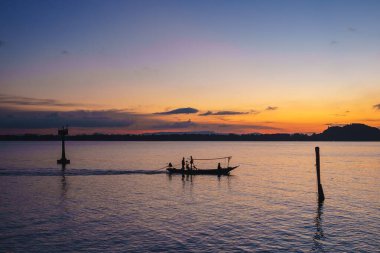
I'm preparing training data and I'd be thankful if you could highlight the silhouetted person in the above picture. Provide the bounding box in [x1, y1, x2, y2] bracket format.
[186, 161, 190, 170]
[217, 162, 222, 177]
[168, 162, 173, 168]
[190, 156, 194, 170]
[181, 157, 185, 177]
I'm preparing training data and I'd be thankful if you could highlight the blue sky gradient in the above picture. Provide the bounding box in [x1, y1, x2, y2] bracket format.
[1, 0, 379, 133]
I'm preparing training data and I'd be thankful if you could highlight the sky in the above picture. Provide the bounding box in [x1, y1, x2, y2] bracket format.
[0, 0, 379, 134]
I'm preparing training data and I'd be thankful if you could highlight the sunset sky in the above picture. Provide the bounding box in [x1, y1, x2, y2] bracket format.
[1, 0, 379, 134]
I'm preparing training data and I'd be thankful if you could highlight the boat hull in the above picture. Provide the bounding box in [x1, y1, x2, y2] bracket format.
[166, 166, 238, 176]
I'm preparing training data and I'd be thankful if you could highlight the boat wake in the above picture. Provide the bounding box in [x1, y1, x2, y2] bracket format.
[0, 168, 167, 177]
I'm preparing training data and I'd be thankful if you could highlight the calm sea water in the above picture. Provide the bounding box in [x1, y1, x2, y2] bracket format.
[0, 141, 379, 252]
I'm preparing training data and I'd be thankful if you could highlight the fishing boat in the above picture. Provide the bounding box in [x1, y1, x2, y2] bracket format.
[166, 156, 238, 176]
[167, 166, 239, 175]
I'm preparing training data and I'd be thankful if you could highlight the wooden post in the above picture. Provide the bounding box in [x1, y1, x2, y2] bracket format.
[315, 147, 325, 202]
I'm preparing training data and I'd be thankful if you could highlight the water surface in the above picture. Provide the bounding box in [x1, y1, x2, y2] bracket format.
[0, 141, 379, 252]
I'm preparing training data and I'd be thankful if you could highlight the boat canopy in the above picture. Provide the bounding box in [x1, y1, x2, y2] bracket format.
[193, 156, 232, 166]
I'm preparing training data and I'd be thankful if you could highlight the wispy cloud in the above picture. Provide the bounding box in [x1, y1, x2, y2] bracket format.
[154, 107, 199, 115]
[199, 110, 249, 116]
[331, 110, 350, 117]
[0, 94, 88, 108]
[359, 118, 380, 122]
[348, 27, 357, 32]
[325, 123, 346, 127]
[216, 123, 281, 131]
[151, 119, 196, 130]
[373, 104, 380, 110]
[265, 106, 278, 111]
[61, 50, 69, 55]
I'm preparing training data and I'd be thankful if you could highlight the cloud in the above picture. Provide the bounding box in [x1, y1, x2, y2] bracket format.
[151, 120, 196, 130]
[154, 107, 199, 115]
[331, 110, 350, 117]
[61, 50, 69, 55]
[358, 118, 380, 122]
[199, 111, 212, 116]
[150, 120, 280, 132]
[348, 27, 357, 32]
[199, 110, 249, 116]
[265, 106, 278, 111]
[246, 124, 282, 130]
[0, 108, 135, 129]
[0, 94, 88, 108]
[330, 40, 338, 46]
[373, 104, 380, 110]
[0, 107, 201, 132]
[325, 123, 346, 127]
[0, 106, 283, 134]
[216, 123, 281, 131]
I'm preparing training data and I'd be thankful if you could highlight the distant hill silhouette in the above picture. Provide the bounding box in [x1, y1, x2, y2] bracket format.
[316, 123, 380, 141]
[1, 123, 379, 141]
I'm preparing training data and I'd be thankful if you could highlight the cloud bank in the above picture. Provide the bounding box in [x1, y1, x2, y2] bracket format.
[0, 95, 282, 134]
[0, 107, 281, 134]
[0, 109, 135, 129]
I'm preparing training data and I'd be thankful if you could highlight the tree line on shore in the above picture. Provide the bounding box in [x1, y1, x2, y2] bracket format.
[1, 123, 380, 141]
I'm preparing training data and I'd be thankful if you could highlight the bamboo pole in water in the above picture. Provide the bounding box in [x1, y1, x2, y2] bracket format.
[315, 147, 325, 202]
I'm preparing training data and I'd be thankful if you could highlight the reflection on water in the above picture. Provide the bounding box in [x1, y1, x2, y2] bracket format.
[60, 168, 68, 201]
[0, 141, 379, 252]
[313, 201, 325, 252]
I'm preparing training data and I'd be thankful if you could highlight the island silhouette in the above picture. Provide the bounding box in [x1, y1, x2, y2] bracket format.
[1, 123, 380, 141]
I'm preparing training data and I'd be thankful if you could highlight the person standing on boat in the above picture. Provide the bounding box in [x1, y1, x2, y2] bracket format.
[217, 162, 222, 176]
[181, 157, 185, 176]
[190, 156, 194, 170]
